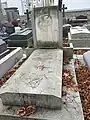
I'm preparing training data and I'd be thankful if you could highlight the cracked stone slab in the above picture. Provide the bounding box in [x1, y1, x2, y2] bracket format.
[0, 49, 63, 109]
[0, 60, 84, 120]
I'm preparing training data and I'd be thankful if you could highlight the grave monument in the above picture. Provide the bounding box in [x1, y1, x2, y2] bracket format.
[8, 28, 33, 47]
[0, 3, 63, 109]
[0, 0, 84, 120]
[68, 26, 90, 47]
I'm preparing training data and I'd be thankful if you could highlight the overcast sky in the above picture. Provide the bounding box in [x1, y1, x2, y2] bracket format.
[1, 0, 90, 15]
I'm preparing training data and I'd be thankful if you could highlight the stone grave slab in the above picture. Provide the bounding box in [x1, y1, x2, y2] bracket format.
[0, 39, 7, 54]
[0, 49, 63, 109]
[0, 47, 23, 79]
[32, 6, 60, 48]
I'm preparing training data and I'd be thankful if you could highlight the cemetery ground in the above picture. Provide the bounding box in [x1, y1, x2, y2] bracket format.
[63, 38, 90, 120]
[64, 53, 90, 120]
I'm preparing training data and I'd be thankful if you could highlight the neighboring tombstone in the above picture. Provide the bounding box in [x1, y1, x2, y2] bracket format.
[0, 39, 7, 54]
[68, 26, 90, 47]
[84, 24, 90, 31]
[62, 4, 67, 24]
[8, 28, 33, 47]
[24, 9, 31, 28]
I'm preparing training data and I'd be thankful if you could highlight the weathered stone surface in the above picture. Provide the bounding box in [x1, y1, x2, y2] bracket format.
[0, 39, 7, 54]
[0, 49, 10, 60]
[70, 26, 90, 39]
[0, 60, 84, 120]
[8, 28, 33, 47]
[32, 6, 62, 48]
[9, 28, 32, 40]
[0, 49, 63, 109]
[68, 26, 90, 47]
[63, 43, 73, 59]
[23, 48, 35, 57]
[68, 32, 90, 47]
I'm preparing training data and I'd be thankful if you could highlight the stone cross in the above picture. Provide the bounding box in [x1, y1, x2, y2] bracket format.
[62, 4, 67, 17]
[24, 9, 31, 27]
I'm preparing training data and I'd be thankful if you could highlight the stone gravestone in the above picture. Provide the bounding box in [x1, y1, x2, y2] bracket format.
[8, 28, 33, 47]
[0, 39, 7, 54]
[0, 4, 84, 120]
[32, 6, 63, 48]
[0, 6, 63, 110]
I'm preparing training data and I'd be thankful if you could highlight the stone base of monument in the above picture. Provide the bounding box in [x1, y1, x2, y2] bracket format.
[63, 43, 73, 59]
[0, 47, 23, 79]
[0, 49, 63, 109]
[0, 59, 84, 120]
